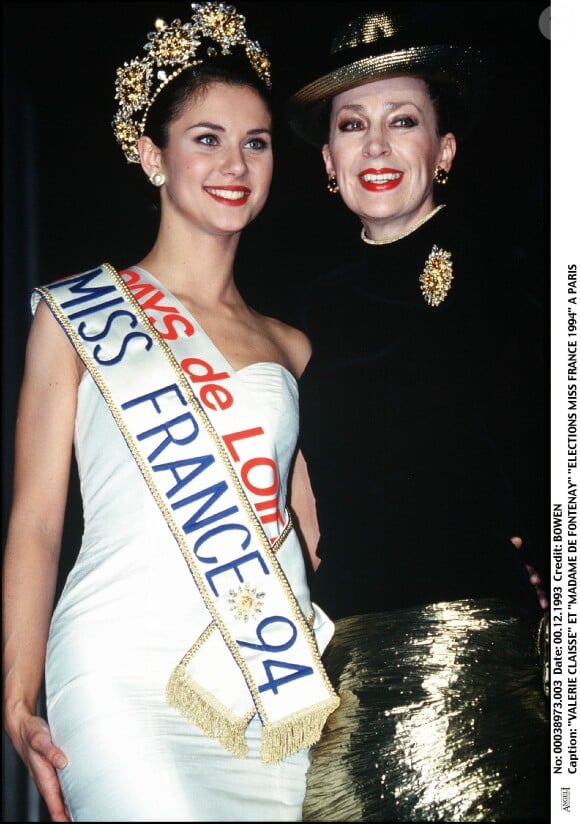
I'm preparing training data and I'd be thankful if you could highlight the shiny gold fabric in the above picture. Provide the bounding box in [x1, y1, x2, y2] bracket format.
[303, 599, 548, 822]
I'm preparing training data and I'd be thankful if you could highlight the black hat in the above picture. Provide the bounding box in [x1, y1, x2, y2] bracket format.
[287, 9, 490, 147]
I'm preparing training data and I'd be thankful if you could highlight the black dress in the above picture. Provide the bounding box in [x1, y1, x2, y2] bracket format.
[297, 205, 548, 822]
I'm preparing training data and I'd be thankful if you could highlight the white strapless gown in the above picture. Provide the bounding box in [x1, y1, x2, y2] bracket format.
[45, 361, 332, 822]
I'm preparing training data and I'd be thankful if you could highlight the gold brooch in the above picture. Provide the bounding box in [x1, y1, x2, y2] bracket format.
[227, 582, 265, 622]
[419, 245, 453, 307]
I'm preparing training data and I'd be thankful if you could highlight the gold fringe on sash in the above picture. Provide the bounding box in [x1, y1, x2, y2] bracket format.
[260, 695, 341, 765]
[166, 663, 252, 758]
[167, 662, 341, 764]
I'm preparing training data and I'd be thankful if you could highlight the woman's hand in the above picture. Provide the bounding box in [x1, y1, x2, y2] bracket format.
[13, 713, 70, 822]
[510, 536, 548, 610]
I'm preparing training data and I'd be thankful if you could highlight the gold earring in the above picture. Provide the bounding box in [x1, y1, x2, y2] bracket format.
[149, 171, 165, 187]
[433, 166, 449, 185]
[327, 176, 339, 194]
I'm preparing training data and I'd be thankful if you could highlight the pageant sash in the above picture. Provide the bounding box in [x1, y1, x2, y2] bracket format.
[32, 263, 339, 763]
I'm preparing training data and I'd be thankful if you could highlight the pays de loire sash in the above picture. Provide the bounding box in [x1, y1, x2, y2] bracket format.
[33, 263, 339, 763]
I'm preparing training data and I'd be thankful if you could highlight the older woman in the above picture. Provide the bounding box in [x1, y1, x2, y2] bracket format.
[286, 7, 548, 822]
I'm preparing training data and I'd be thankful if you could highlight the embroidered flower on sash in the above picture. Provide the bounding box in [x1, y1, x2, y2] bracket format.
[227, 583, 266, 622]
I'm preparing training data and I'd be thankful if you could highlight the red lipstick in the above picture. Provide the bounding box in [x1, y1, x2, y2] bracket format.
[205, 185, 251, 206]
[358, 168, 403, 192]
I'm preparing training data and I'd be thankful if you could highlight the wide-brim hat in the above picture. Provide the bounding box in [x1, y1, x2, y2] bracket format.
[287, 9, 491, 147]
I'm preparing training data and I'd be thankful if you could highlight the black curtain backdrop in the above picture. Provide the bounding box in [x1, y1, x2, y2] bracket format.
[2, 2, 549, 821]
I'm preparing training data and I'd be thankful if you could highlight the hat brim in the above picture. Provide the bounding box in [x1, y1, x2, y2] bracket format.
[287, 43, 489, 147]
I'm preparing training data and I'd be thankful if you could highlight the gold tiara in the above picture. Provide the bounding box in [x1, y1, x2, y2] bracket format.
[112, 2, 272, 164]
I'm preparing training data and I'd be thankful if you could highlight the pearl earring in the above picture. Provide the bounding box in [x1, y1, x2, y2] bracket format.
[149, 171, 165, 187]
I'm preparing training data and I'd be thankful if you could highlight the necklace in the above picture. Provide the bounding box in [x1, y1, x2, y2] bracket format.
[360, 204, 446, 245]
[360, 204, 453, 307]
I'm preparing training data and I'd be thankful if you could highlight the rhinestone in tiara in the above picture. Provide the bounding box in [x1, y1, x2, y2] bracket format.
[112, 2, 272, 163]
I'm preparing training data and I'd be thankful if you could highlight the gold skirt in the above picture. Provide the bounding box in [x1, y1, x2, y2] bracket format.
[304, 599, 548, 822]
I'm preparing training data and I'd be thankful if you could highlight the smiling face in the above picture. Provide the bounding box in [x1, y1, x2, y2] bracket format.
[322, 76, 456, 241]
[140, 80, 273, 238]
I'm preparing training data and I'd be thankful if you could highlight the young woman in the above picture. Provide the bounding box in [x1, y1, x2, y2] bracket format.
[2, 4, 338, 821]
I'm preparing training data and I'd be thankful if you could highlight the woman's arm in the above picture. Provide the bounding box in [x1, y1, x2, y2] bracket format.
[289, 449, 321, 572]
[2, 300, 80, 822]
[274, 322, 321, 571]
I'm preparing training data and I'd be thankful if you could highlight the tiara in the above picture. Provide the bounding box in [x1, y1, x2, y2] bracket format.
[112, 2, 272, 164]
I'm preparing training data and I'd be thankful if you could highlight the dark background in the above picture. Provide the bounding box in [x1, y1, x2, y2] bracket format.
[2, 2, 549, 820]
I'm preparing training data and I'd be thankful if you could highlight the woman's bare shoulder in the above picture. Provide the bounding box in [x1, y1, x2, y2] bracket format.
[26, 296, 83, 381]
[261, 313, 312, 379]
